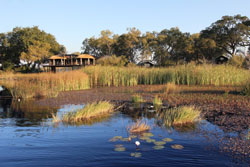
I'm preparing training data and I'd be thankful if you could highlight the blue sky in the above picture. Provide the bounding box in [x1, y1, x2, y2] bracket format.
[0, 0, 249, 53]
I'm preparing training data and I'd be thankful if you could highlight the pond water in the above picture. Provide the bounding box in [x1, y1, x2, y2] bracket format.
[0, 98, 249, 167]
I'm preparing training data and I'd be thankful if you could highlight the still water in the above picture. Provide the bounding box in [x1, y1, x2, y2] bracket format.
[0, 97, 249, 167]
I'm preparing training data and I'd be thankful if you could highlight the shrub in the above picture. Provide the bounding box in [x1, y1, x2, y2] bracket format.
[97, 55, 128, 66]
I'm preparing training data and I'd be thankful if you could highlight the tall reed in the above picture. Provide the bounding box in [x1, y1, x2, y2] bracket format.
[83, 64, 250, 87]
[0, 70, 89, 98]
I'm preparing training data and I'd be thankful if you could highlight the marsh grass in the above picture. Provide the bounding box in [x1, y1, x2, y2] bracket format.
[164, 83, 180, 94]
[131, 94, 144, 103]
[128, 120, 151, 133]
[161, 106, 201, 126]
[83, 64, 250, 87]
[0, 70, 89, 99]
[153, 96, 163, 107]
[62, 101, 114, 124]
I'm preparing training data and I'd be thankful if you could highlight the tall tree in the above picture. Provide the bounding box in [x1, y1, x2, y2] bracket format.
[201, 15, 250, 57]
[0, 26, 65, 70]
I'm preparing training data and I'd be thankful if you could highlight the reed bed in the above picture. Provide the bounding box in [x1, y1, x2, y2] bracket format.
[128, 120, 151, 133]
[153, 96, 163, 106]
[131, 94, 144, 103]
[83, 64, 250, 87]
[161, 106, 201, 126]
[62, 101, 114, 123]
[0, 70, 89, 98]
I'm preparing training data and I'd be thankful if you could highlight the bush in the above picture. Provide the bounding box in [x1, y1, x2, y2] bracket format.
[97, 55, 128, 66]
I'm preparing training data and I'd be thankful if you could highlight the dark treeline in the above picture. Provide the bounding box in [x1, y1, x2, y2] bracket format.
[82, 14, 250, 66]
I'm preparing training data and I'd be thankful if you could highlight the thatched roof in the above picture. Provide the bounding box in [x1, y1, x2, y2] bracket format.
[49, 55, 66, 60]
[77, 54, 95, 59]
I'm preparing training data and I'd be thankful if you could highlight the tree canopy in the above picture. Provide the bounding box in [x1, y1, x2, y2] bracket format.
[0, 26, 65, 70]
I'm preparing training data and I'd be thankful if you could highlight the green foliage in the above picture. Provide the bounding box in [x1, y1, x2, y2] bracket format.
[0, 26, 65, 71]
[160, 106, 201, 126]
[96, 55, 128, 66]
[83, 64, 250, 87]
[131, 94, 144, 103]
[153, 96, 163, 107]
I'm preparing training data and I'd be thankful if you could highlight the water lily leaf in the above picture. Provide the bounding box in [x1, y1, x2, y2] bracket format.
[129, 135, 137, 138]
[121, 137, 129, 142]
[171, 144, 184, 150]
[146, 139, 156, 143]
[162, 138, 173, 142]
[139, 136, 150, 140]
[115, 144, 123, 148]
[143, 132, 154, 137]
[154, 141, 166, 146]
[130, 152, 142, 157]
[153, 145, 165, 150]
[109, 136, 123, 142]
[114, 147, 126, 152]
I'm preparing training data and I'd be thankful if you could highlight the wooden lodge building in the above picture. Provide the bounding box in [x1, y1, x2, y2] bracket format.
[43, 54, 95, 72]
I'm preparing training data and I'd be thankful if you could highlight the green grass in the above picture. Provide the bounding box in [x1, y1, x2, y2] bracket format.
[153, 96, 163, 107]
[83, 64, 250, 87]
[160, 106, 201, 126]
[131, 94, 144, 103]
[62, 101, 114, 123]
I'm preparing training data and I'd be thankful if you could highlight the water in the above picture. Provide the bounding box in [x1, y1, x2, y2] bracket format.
[0, 98, 249, 167]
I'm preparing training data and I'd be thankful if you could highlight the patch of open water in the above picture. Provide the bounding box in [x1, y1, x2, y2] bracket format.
[0, 98, 249, 167]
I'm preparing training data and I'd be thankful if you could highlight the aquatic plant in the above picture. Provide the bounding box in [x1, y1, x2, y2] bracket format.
[161, 106, 201, 126]
[128, 120, 151, 133]
[83, 64, 250, 87]
[62, 101, 114, 123]
[153, 96, 163, 108]
[153, 145, 165, 150]
[130, 152, 142, 157]
[131, 94, 144, 103]
[171, 144, 184, 150]
[52, 113, 60, 124]
[0, 70, 89, 99]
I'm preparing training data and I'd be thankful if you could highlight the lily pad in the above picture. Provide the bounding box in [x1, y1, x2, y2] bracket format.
[130, 152, 142, 158]
[146, 138, 156, 143]
[115, 144, 124, 148]
[109, 136, 123, 142]
[121, 137, 130, 142]
[139, 136, 150, 140]
[114, 147, 126, 152]
[171, 144, 184, 150]
[129, 135, 137, 138]
[162, 138, 173, 142]
[153, 145, 165, 150]
[142, 132, 154, 137]
[154, 141, 166, 146]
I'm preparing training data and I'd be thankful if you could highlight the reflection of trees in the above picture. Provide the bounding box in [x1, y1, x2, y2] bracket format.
[0, 99, 57, 126]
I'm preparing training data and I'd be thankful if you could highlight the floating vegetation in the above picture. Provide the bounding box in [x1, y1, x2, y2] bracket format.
[130, 152, 142, 158]
[153, 145, 165, 150]
[142, 132, 154, 137]
[121, 137, 130, 142]
[154, 141, 166, 146]
[129, 135, 137, 139]
[128, 120, 151, 133]
[115, 144, 124, 148]
[109, 136, 123, 142]
[146, 139, 156, 143]
[114, 147, 126, 152]
[153, 96, 163, 108]
[171, 144, 184, 150]
[162, 138, 173, 142]
[62, 101, 114, 124]
[160, 106, 201, 126]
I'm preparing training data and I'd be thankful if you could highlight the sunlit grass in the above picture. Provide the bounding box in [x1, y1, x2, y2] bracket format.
[131, 94, 144, 103]
[62, 101, 114, 123]
[161, 106, 201, 126]
[153, 96, 163, 107]
[128, 120, 151, 133]
[0, 70, 89, 99]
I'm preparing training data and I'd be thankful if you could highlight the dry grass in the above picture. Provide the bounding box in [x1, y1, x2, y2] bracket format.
[164, 83, 180, 94]
[0, 70, 89, 99]
[131, 94, 144, 103]
[128, 120, 151, 133]
[62, 101, 114, 123]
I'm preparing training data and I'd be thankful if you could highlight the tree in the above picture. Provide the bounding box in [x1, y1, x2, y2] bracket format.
[0, 26, 65, 70]
[201, 15, 250, 57]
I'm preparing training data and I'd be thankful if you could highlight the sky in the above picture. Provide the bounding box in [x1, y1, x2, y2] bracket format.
[0, 0, 249, 53]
